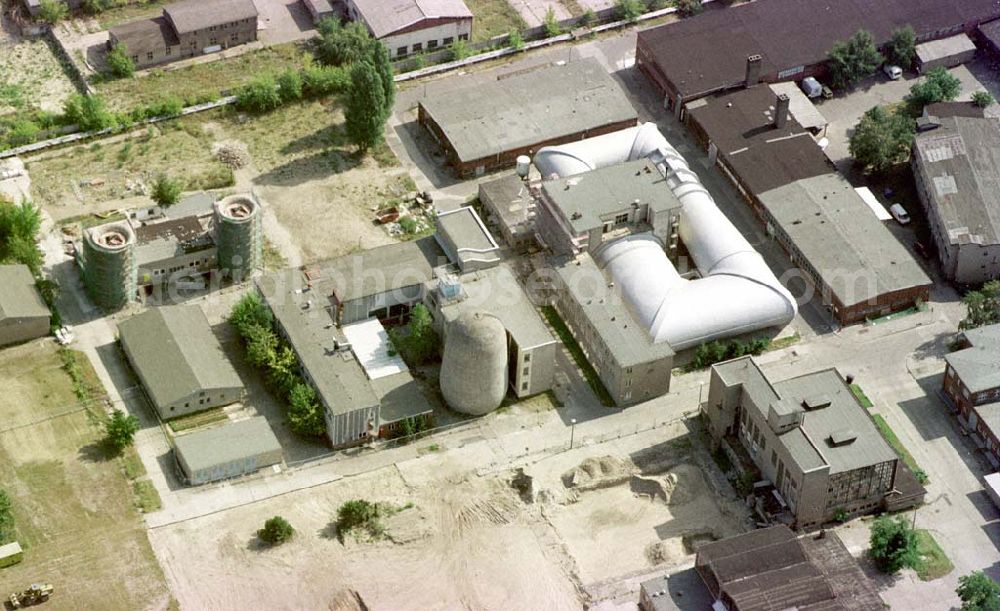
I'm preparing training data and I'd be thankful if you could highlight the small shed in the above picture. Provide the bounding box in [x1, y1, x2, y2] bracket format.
[916, 33, 977, 72]
[174, 417, 282, 485]
[0, 541, 24, 568]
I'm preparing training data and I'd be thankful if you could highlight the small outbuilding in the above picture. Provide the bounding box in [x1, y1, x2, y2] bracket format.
[0, 264, 51, 348]
[174, 416, 282, 485]
[118, 305, 244, 420]
[916, 33, 977, 72]
[0, 541, 24, 568]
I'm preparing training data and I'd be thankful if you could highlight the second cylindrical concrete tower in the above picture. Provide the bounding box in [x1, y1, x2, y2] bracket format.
[82, 221, 136, 310]
[214, 194, 262, 282]
[440, 311, 508, 415]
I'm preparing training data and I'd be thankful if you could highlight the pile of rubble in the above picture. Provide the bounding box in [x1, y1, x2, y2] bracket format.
[213, 141, 250, 169]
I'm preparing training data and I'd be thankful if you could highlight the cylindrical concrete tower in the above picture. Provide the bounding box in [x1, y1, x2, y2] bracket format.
[440, 311, 508, 415]
[83, 221, 136, 310]
[214, 194, 262, 282]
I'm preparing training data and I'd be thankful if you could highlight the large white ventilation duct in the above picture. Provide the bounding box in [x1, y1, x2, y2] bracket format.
[534, 123, 796, 350]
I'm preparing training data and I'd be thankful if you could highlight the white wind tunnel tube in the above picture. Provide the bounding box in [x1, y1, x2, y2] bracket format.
[534, 123, 796, 350]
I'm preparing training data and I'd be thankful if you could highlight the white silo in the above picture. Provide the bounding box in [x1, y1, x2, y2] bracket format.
[440, 311, 508, 415]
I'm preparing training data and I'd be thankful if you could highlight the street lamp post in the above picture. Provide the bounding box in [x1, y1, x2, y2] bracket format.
[570, 418, 577, 449]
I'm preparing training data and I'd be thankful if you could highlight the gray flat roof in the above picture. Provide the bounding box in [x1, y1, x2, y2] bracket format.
[0, 264, 49, 321]
[767, 82, 827, 132]
[946, 326, 1000, 393]
[478, 173, 532, 231]
[758, 173, 931, 308]
[164, 0, 257, 34]
[315, 237, 446, 304]
[174, 416, 281, 472]
[118, 305, 244, 409]
[715, 357, 897, 475]
[773, 369, 897, 474]
[353, 0, 471, 38]
[370, 371, 433, 424]
[542, 159, 682, 235]
[419, 58, 637, 163]
[257, 269, 380, 416]
[555, 255, 674, 367]
[913, 115, 1000, 247]
[437, 264, 556, 351]
[435, 206, 500, 269]
[916, 32, 976, 63]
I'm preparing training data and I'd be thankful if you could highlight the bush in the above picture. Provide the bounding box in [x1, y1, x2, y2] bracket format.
[63, 94, 116, 132]
[389, 304, 439, 365]
[508, 29, 524, 51]
[0, 199, 43, 275]
[957, 571, 1000, 610]
[909, 67, 962, 108]
[257, 516, 294, 545]
[38, 0, 68, 23]
[106, 43, 135, 78]
[235, 76, 282, 114]
[276, 69, 303, 103]
[301, 65, 350, 98]
[828, 30, 883, 90]
[7, 120, 40, 147]
[230, 293, 273, 336]
[972, 91, 995, 108]
[287, 383, 325, 436]
[147, 95, 183, 118]
[151, 174, 182, 208]
[449, 39, 472, 61]
[675, 0, 702, 17]
[336, 499, 383, 539]
[618, 0, 645, 20]
[869, 515, 919, 574]
[104, 409, 139, 454]
[885, 26, 917, 69]
[0, 489, 14, 545]
[315, 19, 375, 66]
[543, 7, 561, 36]
[849, 105, 915, 173]
[580, 8, 596, 26]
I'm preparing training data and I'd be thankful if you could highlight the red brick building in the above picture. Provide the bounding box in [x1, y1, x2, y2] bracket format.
[944, 324, 1000, 468]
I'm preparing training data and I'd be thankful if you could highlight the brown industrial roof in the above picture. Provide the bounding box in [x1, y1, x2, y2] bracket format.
[687, 86, 832, 194]
[164, 0, 257, 34]
[697, 525, 883, 611]
[638, 0, 1000, 100]
[110, 16, 179, 51]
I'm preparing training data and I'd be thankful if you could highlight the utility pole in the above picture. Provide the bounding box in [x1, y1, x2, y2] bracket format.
[570, 418, 577, 449]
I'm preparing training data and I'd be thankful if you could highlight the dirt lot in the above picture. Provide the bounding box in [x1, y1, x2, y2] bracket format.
[0, 38, 79, 115]
[0, 342, 172, 611]
[148, 421, 746, 609]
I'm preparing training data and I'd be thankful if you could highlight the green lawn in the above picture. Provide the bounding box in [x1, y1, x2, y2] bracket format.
[850, 383, 874, 408]
[0, 343, 171, 609]
[465, 0, 528, 42]
[541, 306, 615, 407]
[872, 413, 929, 483]
[915, 529, 953, 581]
[132, 479, 163, 513]
[95, 42, 313, 110]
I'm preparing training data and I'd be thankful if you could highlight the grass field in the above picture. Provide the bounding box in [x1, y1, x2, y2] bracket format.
[466, 0, 528, 42]
[96, 0, 169, 30]
[915, 529, 953, 581]
[0, 342, 172, 610]
[872, 413, 929, 484]
[27, 118, 229, 208]
[95, 42, 313, 110]
[167, 406, 228, 432]
[0, 38, 79, 116]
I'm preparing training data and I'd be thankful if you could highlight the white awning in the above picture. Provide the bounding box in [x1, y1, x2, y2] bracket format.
[855, 187, 892, 221]
[342, 318, 407, 380]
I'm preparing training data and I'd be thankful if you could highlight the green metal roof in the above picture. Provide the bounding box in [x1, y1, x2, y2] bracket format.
[118, 305, 243, 409]
[0, 265, 49, 322]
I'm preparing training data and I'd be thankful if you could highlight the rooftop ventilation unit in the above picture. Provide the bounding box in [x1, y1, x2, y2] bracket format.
[802, 394, 831, 410]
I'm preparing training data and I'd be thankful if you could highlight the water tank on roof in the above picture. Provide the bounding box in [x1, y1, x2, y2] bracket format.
[516, 155, 531, 178]
[440, 312, 508, 415]
[82, 221, 136, 310]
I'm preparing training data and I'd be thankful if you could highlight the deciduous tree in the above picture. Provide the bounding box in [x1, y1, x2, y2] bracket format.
[828, 30, 883, 89]
[849, 106, 915, 173]
[869, 515, 919, 574]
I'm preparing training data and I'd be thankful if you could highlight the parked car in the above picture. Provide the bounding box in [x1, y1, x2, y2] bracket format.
[801, 77, 822, 98]
[821, 85, 833, 99]
[883, 64, 903, 80]
[889, 203, 911, 224]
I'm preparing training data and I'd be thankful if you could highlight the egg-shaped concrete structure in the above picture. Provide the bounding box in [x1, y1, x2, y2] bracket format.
[440, 311, 508, 415]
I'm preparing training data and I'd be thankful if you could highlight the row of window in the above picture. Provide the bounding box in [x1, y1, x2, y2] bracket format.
[396, 33, 469, 57]
[203, 17, 253, 33]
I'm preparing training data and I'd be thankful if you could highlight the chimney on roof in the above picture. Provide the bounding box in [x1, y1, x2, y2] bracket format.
[745, 54, 762, 87]
[774, 93, 790, 129]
